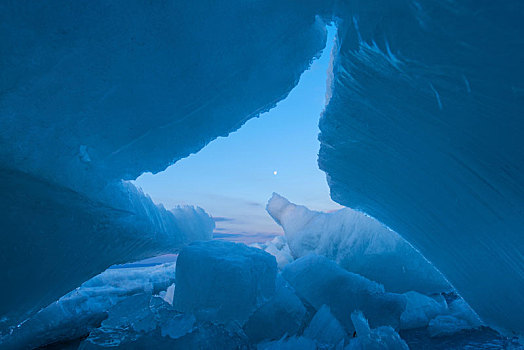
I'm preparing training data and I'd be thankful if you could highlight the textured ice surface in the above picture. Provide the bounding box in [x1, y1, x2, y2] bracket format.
[281, 254, 406, 332]
[400, 292, 448, 330]
[267, 193, 449, 294]
[0, 0, 326, 330]
[243, 275, 306, 343]
[81, 295, 250, 349]
[0, 168, 213, 332]
[303, 305, 346, 347]
[1, 0, 523, 338]
[346, 311, 409, 350]
[260, 236, 294, 270]
[258, 336, 317, 350]
[174, 240, 277, 325]
[0, 1, 326, 191]
[0, 263, 176, 349]
[319, 1, 524, 334]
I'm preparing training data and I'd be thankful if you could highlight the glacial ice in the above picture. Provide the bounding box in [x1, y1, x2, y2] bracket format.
[281, 254, 406, 332]
[267, 193, 450, 294]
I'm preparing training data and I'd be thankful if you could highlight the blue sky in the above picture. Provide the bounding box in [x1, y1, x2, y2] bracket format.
[133, 26, 341, 244]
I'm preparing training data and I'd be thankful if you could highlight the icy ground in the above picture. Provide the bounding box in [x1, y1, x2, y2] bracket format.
[1, 195, 521, 349]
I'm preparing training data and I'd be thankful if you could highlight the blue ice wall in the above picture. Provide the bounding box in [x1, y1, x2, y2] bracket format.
[319, 0, 524, 335]
[0, 0, 326, 330]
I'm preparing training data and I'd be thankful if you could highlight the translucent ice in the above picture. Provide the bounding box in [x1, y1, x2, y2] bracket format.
[281, 254, 406, 332]
[174, 240, 278, 325]
[319, 0, 524, 334]
[303, 305, 347, 347]
[258, 336, 317, 350]
[0, 0, 326, 330]
[346, 311, 409, 350]
[0, 169, 213, 331]
[0, 263, 176, 349]
[400, 292, 448, 330]
[261, 236, 294, 270]
[244, 276, 306, 343]
[267, 193, 449, 294]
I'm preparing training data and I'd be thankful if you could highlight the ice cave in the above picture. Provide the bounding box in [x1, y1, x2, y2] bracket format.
[0, 1, 523, 349]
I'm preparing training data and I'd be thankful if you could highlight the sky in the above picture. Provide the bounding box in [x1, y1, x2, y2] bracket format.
[133, 26, 341, 244]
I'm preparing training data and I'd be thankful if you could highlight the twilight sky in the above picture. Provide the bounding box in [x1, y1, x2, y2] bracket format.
[133, 26, 341, 244]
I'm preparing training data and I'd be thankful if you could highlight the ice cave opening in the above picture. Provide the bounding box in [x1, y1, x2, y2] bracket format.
[1, 2, 523, 349]
[132, 25, 341, 249]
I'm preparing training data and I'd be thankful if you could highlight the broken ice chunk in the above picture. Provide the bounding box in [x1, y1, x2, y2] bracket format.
[347, 311, 409, 350]
[267, 193, 450, 294]
[303, 304, 347, 346]
[244, 275, 306, 343]
[282, 254, 406, 332]
[400, 291, 448, 330]
[174, 240, 277, 325]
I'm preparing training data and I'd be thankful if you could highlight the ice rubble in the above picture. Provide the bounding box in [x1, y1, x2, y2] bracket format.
[0, 237, 493, 349]
[346, 311, 409, 350]
[0, 263, 177, 349]
[267, 193, 450, 294]
[0, 168, 214, 332]
[282, 254, 406, 332]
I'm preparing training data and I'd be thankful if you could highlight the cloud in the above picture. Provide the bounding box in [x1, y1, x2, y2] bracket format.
[212, 230, 281, 244]
[212, 216, 236, 222]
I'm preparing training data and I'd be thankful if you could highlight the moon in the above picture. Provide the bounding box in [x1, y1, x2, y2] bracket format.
[273, 170, 278, 175]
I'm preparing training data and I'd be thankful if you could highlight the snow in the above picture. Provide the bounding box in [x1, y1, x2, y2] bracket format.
[281, 254, 406, 332]
[267, 193, 450, 294]
[261, 236, 295, 270]
[173, 240, 278, 325]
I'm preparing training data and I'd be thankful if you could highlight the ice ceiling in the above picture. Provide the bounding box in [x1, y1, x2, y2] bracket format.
[0, 0, 522, 337]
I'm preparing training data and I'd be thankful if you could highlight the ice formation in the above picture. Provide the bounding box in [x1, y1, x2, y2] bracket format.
[243, 275, 307, 343]
[318, 1, 524, 335]
[0, 0, 326, 330]
[174, 241, 277, 325]
[267, 193, 450, 294]
[0, 263, 177, 349]
[346, 311, 409, 350]
[281, 255, 406, 332]
[303, 305, 346, 347]
[0, 169, 213, 331]
[1, 0, 523, 341]
[0, 237, 508, 348]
